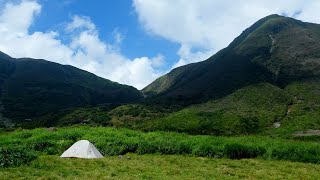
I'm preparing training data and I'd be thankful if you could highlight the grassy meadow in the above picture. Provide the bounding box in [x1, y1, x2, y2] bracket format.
[0, 126, 320, 179]
[1, 126, 320, 163]
[1, 154, 320, 179]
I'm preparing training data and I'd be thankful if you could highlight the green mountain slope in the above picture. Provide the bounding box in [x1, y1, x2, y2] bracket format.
[0, 53, 143, 126]
[120, 14, 320, 136]
[274, 80, 320, 138]
[143, 15, 320, 105]
[142, 83, 291, 135]
[110, 80, 320, 137]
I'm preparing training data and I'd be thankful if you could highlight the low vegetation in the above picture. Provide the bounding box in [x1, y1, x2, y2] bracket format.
[272, 81, 320, 137]
[0, 146, 37, 167]
[109, 82, 320, 139]
[139, 83, 291, 135]
[1, 126, 320, 167]
[1, 154, 320, 179]
[10, 80, 320, 142]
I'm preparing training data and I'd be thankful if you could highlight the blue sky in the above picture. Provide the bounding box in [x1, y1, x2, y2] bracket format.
[0, 0, 319, 89]
[32, 0, 179, 70]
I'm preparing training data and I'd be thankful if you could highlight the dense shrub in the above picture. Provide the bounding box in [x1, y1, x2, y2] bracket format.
[30, 138, 57, 154]
[92, 114, 111, 125]
[224, 144, 266, 159]
[269, 145, 320, 163]
[1, 127, 320, 164]
[238, 117, 261, 134]
[0, 147, 37, 167]
[192, 143, 223, 158]
[136, 141, 157, 154]
[16, 131, 33, 139]
[96, 141, 129, 156]
[61, 131, 83, 142]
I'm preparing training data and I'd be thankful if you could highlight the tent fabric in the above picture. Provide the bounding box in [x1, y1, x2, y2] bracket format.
[60, 140, 103, 159]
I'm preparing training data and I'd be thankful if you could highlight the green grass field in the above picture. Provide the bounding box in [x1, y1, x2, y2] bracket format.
[1, 154, 320, 179]
[1, 126, 320, 179]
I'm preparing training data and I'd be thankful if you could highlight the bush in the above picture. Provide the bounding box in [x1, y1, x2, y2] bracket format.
[97, 142, 131, 156]
[29, 136, 58, 154]
[0, 147, 37, 167]
[123, 140, 139, 153]
[224, 143, 266, 159]
[156, 141, 181, 155]
[1, 127, 320, 164]
[92, 114, 111, 126]
[62, 131, 83, 141]
[175, 141, 193, 155]
[269, 145, 320, 163]
[31, 140, 54, 151]
[192, 143, 223, 158]
[16, 131, 33, 139]
[238, 117, 260, 134]
[136, 141, 157, 154]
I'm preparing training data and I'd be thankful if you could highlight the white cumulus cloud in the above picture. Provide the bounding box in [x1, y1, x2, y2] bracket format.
[2, 0, 320, 90]
[133, 0, 320, 67]
[0, 0, 162, 89]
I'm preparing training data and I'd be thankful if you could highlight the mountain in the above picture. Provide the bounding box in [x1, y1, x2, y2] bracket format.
[2, 14, 320, 136]
[143, 14, 320, 105]
[124, 14, 320, 136]
[0, 52, 143, 127]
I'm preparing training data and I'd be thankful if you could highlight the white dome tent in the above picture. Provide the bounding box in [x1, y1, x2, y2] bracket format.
[60, 140, 103, 159]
